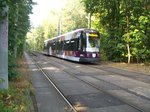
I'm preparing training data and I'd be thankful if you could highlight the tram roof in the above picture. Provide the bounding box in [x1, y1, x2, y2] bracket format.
[44, 28, 99, 43]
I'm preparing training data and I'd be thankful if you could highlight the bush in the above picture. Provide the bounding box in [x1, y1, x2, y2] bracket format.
[0, 87, 30, 112]
[8, 56, 21, 80]
[0, 56, 32, 112]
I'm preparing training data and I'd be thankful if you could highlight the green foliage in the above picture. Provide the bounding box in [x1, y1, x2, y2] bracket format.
[83, 0, 150, 63]
[27, 0, 88, 51]
[0, 0, 8, 22]
[26, 0, 150, 63]
[26, 26, 45, 51]
[61, 0, 88, 33]
[0, 57, 31, 111]
[8, 70, 20, 81]
[0, 0, 32, 109]
[8, 56, 22, 80]
[0, 86, 30, 112]
[7, 0, 34, 57]
[82, 0, 100, 14]
[34, 26, 45, 51]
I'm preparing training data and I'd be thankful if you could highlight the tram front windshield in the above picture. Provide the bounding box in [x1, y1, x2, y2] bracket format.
[88, 33, 100, 48]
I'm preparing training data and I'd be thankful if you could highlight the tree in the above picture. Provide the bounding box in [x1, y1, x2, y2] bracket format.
[0, 1, 8, 89]
[8, 0, 34, 57]
[61, 0, 88, 33]
[34, 26, 45, 51]
[82, 0, 150, 63]
[27, 0, 88, 51]
[26, 26, 45, 51]
[0, 0, 34, 89]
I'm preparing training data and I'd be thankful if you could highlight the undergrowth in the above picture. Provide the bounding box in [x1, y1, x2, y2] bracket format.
[0, 56, 31, 112]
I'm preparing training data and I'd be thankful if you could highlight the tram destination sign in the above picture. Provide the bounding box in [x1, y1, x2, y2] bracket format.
[89, 33, 98, 37]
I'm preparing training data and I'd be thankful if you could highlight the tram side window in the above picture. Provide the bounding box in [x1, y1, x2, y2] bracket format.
[55, 42, 58, 50]
[64, 41, 66, 50]
[75, 38, 79, 51]
[64, 40, 69, 50]
[57, 41, 59, 50]
[63, 39, 79, 51]
[52, 42, 56, 50]
[70, 38, 78, 51]
[57, 41, 60, 50]
[56, 42, 58, 50]
[63, 41, 65, 50]
[69, 39, 74, 51]
[60, 41, 63, 50]
[61, 41, 64, 50]
[56, 41, 60, 53]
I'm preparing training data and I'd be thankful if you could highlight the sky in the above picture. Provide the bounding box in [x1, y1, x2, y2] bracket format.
[30, 0, 66, 27]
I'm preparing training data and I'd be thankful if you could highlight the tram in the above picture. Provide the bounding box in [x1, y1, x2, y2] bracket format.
[43, 28, 100, 62]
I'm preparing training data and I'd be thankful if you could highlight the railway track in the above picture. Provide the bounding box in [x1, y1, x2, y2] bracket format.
[49, 57, 150, 101]
[86, 63, 150, 83]
[30, 53, 77, 112]
[29, 52, 150, 112]
[47, 55, 150, 84]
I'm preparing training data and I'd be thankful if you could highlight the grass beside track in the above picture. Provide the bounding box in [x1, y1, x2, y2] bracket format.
[0, 57, 32, 112]
[101, 61, 150, 75]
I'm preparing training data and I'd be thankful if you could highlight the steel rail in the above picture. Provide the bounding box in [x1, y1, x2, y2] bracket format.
[45, 56, 146, 112]
[48, 56, 150, 101]
[32, 52, 146, 112]
[60, 67, 145, 112]
[31, 54, 77, 112]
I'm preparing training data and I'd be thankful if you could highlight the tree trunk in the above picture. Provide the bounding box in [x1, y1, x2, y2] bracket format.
[14, 33, 18, 58]
[126, 15, 131, 64]
[144, 0, 148, 10]
[127, 43, 131, 63]
[125, 0, 131, 64]
[14, 4, 18, 58]
[0, 5, 9, 89]
[88, 13, 91, 29]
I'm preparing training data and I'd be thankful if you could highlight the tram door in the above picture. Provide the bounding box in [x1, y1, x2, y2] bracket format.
[49, 46, 52, 55]
[79, 32, 86, 53]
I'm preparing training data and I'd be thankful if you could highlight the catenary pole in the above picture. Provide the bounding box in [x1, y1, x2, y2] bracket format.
[0, 5, 9, 89]
[58, 12, 61, 36]
[88, 13, 91, 29]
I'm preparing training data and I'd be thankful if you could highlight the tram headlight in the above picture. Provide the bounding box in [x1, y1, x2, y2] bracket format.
[80, 54, 84, 57]
[92, 53, 96, 58]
